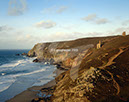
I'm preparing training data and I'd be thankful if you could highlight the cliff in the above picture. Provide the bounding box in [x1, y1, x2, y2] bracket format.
[29, 35, 129, 102]
[28, 36, 115, 68]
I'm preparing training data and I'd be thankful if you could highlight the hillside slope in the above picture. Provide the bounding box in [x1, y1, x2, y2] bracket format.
[29, 35, 129, 102]
[28, 36, 116, 68]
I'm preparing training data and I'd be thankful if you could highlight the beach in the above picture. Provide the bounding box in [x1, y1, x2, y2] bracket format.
[2, 35, 129, 102]
[7, 68, 65, 102]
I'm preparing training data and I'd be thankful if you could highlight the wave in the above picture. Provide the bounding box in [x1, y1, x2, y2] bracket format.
[0, 57, 35, 68]
[0, 80, 15, 85]
[0, 55, 55, 95]
[0, 67, 47, 92]
[13, 68, 47, 77]
[11, 67, 47, 78]
[0, 86, 10, 92]
[1, 73, 6, 76]
[0, 79, 15, 92]
[0, 60, 24, 68]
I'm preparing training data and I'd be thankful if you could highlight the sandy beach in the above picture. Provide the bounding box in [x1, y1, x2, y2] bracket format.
[6, 68, 65, 102]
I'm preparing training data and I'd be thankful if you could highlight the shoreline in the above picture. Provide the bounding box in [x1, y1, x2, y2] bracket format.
[5, 35, 129, 102]
[6, 68, 65, 102]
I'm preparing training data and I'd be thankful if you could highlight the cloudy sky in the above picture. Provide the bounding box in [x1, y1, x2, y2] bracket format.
[0, 0, 129, 49]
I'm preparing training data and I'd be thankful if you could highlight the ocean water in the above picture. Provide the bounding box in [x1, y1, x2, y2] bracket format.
[0, 50, 56, 102]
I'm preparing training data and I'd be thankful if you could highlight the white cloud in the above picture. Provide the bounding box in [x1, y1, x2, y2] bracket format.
[42, 6, 56, 14]
[41, 32, 79, 42]
[82, 14, 109, 24]
[112, 27, 129, 34]
[107, 26, 129, 36]
[122, 20, 129, 26]
[82, 14, 97, 21]
[35, 20, 56, 29]
[0, 25, 14, 37]
[16, 34, 37, 42]
[8, 0, 27, 16]
[41, 6, 68, 14]
[0, 25, 13, 32]
[56, 6, 68, 14]
[95, 18, 109, 24]
[44, 31, 108, 42]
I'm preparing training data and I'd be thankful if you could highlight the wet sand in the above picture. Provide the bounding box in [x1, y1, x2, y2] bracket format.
[6, 68, 65, 102]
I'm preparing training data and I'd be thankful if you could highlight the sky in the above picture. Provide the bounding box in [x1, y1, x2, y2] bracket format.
[0, 0, 129, 49]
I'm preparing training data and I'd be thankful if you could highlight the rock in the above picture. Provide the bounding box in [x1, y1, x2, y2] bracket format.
[28, 52, 36, 57]
[97, 40, 102, 49]
[29, 35, 129, 102]
[33, 59, 39, 62]
[31, 98, 39, 102]
[49, 58, 55, 64]
[122, 31, 126, 36]
[21, 53, 27, 56]
[16, 54, 20, 56]
[39, 100, 45, 102]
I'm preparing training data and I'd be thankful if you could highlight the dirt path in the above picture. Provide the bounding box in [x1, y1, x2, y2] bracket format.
[98, 47, 127, 95]
[106, 70, 120, 95]
[99, 47, 125, 69]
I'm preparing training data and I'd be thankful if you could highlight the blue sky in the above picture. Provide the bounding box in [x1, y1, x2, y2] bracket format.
[0, 0, 129, 49]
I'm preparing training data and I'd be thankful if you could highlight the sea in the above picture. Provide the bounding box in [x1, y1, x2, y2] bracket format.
[0, 50, 56, 102]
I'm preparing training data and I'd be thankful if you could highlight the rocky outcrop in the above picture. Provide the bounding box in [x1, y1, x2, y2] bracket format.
[33, 58, 39, 62]
[28, 36, 116, 68]
[29, 35, 129, 102]
[16, 53, 28, 56]
[21, 53, 28, 56]
[52, 35, 129, 102]
[15, 54, 20, 56]
[122, 31, 126, 36]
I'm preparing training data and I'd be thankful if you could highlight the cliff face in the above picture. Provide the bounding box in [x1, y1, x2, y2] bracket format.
[29, 35, 129, 102]
[28, 36, 115, 68]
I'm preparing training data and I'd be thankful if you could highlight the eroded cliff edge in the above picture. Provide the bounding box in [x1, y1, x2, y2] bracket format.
[28, 35, 129, 102]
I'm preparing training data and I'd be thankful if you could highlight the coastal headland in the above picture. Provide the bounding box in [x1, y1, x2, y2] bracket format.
[7, 34, 129, 102]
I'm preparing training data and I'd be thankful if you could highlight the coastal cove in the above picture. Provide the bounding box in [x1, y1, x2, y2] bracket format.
[7, 35, 129, 102]
[0, 0, 129, 101]
[0, 50, 57, 102]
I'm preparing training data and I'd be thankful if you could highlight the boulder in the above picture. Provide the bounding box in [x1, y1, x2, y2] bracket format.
[33, 59, 39, 62]
[21, 53, 27, 56]
[28, 52, 36, 57]
[16, 54, 20, 56]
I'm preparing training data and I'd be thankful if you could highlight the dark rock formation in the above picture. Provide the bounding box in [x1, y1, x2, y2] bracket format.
[15, 54, 20, 56]
[29, 35, 129, 102]
[28, 36, 117, 68]
[49, 58, 55, 64]
[31, 86, 55, 102]
[28, 52, 36, 57]
[21, 53, 27, 56]
[52, 35, 129, 102]
[33, 58, 39, 62]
